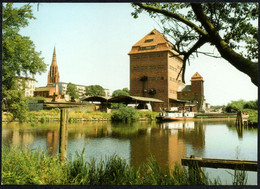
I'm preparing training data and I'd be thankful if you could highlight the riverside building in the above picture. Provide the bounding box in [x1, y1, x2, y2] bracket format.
[128, 29, 205, 112]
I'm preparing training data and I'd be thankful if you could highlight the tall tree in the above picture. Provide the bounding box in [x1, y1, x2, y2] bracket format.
[2, 3, 47, 92]
[85, 85, 105, 96]
[66, 83, 79, 102]
[132, 3, 258, 86]
[2, 3, 47, 121]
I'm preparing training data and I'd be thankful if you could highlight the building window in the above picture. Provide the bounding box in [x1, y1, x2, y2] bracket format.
[141, 55, 148, 58]
[149, 54, 156, 58]
[161, 77, 164, 80]
[133, 67, 136, 70]
[152, 77, 155, 80]
[157, 77, 160, 80]
[145, 39, 154, 43]
[141, 46, 156, 50]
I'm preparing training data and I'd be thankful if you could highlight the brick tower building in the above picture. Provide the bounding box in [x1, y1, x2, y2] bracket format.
[177, 72, 205, 112]
[128, 29, 185, 111]
[47, 47, 60, 86]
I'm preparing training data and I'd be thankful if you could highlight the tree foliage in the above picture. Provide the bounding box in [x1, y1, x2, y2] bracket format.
[85, 85, 105, 97]
[4, 90, 29, 122]
[2, 3, 47, 122]
[2, 3, 47, 92]
[132, 3, 258, 86]
[112, 88, 130, 97]
[225, 99, 257, 112]
[66, 83, 79, 101]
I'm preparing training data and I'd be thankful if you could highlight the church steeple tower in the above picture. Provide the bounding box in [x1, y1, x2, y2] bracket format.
[47, 47, 60, 86]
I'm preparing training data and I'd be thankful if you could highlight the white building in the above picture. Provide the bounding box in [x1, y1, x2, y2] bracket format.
[16, 76, 36, 97]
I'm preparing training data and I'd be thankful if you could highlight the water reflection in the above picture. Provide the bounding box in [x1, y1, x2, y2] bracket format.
[2, 120, 257, 184]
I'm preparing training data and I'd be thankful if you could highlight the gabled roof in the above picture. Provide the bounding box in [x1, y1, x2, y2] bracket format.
[191, 72, 203, 81]
[132, 29, 168, 47]
[128, 29, 181, 57]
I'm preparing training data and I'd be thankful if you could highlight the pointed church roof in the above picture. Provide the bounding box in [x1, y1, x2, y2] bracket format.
[128, 29, 181, 58]
[191, 72, 203, 81]
[51, 46, 57, 66]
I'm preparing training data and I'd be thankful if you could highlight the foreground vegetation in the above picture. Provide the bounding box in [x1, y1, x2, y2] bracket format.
[2, 108, 159, 123]
[2, 146, 248, 185]
[225, 99, 258, 126]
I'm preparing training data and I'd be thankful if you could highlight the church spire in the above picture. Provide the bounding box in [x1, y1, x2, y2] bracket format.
[51, 46, 57, 66]
[47, 46, 60, 86]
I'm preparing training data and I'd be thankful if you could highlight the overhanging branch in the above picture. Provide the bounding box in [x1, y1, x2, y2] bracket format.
[134, 3, 208, 37]
[191, 3, 258, 86]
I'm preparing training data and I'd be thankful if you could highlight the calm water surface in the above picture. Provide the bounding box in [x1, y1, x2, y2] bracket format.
[2, 119, 258, 185]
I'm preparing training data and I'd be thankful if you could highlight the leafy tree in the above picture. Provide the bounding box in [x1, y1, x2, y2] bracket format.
[4, 90, 29, 122]
[112, 88, 130, 97]
[243, 100, 258, 110]
[66, 83, 79, 102]
[2, 3, 47, 121]
[2, 3, 46, 92]
[111, 106, 139, 122]
[132, 3, 258, 86]
[85, 85, 105, 97]
[225, 99, 246, 112]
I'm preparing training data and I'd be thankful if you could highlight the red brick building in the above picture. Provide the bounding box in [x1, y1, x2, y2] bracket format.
[129, 29, 205, 112]
[177, 72, 205, 112]
[34, 47, 61, 101]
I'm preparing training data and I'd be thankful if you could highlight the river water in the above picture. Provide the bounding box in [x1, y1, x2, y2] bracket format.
[2, 119, 258, 185]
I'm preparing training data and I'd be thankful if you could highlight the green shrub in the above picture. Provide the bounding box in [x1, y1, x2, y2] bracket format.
[111, 107, 139, 122]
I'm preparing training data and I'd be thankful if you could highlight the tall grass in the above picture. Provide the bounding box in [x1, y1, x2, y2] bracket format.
[2, 146, 248, 185]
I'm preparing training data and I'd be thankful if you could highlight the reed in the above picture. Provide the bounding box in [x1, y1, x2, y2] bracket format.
[2, 146, 248, 185]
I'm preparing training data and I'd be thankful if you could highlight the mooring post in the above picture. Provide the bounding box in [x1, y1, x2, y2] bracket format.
[236, 111, 243, 127]
[59, 108, 69, 162]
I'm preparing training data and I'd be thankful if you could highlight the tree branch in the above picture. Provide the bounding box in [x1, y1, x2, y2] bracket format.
[191, 3, 258, 86]
[134, 3, 208, 37]
[176, 36, 209, 83]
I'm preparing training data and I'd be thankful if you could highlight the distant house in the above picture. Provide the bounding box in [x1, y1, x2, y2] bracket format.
[104, 89, 110, 97]
[34, 85, 59, 99]
[16, 76, 36, 97]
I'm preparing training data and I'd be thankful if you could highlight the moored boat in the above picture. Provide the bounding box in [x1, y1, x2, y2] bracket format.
[156, 111, 195, 122]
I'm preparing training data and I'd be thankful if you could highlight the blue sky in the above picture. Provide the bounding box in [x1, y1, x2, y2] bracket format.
[14, 3, 257, 106]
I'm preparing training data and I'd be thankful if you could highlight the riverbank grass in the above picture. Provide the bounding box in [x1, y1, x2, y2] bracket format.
[2, 109, 159, 123]
[2, 146, 248, 185]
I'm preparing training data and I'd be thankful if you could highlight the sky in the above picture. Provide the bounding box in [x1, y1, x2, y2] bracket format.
[14, 3, 258, 106]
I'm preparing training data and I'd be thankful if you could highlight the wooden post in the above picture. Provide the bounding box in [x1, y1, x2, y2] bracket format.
[59, 108, 69, 162]
[187, 155, 203, 182]
[236, 111, 243, 127]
